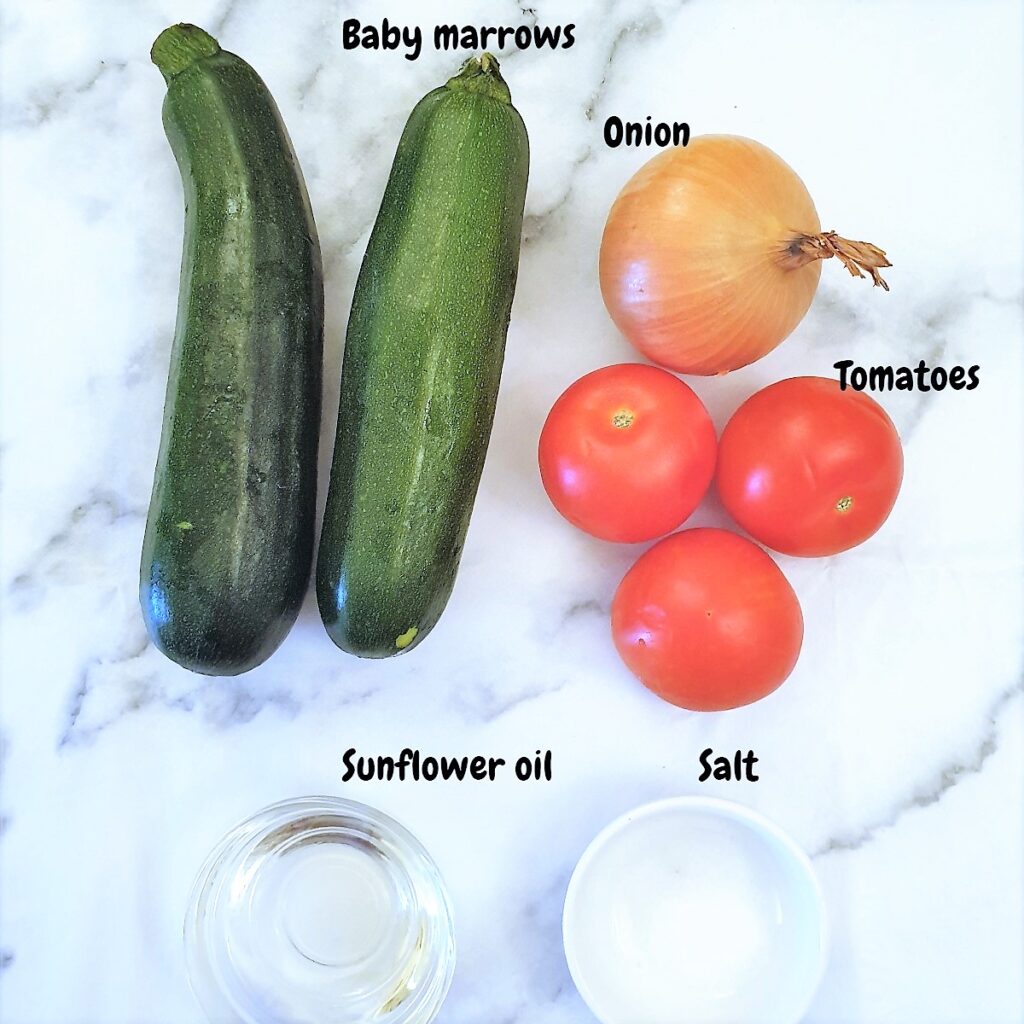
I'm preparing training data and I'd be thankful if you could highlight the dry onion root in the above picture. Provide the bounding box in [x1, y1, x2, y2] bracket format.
[599, 135, 891, 375]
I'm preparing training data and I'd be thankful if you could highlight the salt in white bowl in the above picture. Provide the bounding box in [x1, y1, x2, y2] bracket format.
[563, 796, 827, 1024]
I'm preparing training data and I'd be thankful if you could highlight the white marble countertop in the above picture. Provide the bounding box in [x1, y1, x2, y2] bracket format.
[2, 1, 1022, 1021]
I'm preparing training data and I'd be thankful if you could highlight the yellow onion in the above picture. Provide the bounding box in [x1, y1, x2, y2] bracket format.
[599, 135, 890, 375]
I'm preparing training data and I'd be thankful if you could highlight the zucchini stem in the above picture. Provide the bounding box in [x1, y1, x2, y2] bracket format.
[151, 24, 220, 82]
[446, 52, 512, 104]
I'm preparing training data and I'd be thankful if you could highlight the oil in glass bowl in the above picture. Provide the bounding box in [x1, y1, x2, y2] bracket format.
[184, 796, 455, 1023]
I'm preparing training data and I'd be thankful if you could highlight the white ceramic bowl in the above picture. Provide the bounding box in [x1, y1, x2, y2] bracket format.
[563, 797, 827, 1024]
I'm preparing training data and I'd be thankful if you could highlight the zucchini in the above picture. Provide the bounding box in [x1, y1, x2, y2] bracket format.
[140, 25, 323, 675]
[316, 54, 529, 658]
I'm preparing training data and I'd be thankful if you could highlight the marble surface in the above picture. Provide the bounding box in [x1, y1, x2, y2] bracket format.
[2, 1, 1022, 1021]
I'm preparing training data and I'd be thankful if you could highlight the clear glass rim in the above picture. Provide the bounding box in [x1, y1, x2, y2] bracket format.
[184, 795, 456, 1024]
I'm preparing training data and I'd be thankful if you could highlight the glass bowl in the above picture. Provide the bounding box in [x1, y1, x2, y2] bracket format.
[184, 796, 455, 1023]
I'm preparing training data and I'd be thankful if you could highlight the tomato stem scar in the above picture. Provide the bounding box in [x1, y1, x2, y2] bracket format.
[612, 409, 635, 428]
[835, 496, 853, 512]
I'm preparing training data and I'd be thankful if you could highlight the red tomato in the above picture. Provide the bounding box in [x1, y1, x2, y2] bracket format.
[611, 528, 803, 711]
[716, 377, 903, 557]
[538, 364, 716, 542]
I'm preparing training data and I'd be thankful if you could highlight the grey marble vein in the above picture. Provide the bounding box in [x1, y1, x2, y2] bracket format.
[898, 287, 1022, 442]
[0, 731, 9, 976]
[522, 146, 595, 246]
[561, 598, 605, 622]
[296, 59, 327, 102]
[7, 489, 144, 610]
[56, 622, 393, 747]
[523, 3, 689, 246]
[211, 0, 250, 37]
[455, 675, 570, 724]
[583, 11, 665, 122]
[3, 59, 129, 131]
[812, 681, 1024, 857]
[59, 630, 152, 749]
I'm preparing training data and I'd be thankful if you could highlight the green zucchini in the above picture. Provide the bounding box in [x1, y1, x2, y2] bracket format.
[140, 24, 323, 676]
[316, 54, 529, 658]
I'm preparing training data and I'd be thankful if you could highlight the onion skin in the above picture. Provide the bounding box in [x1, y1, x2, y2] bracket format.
[600, 135, 823, 375]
